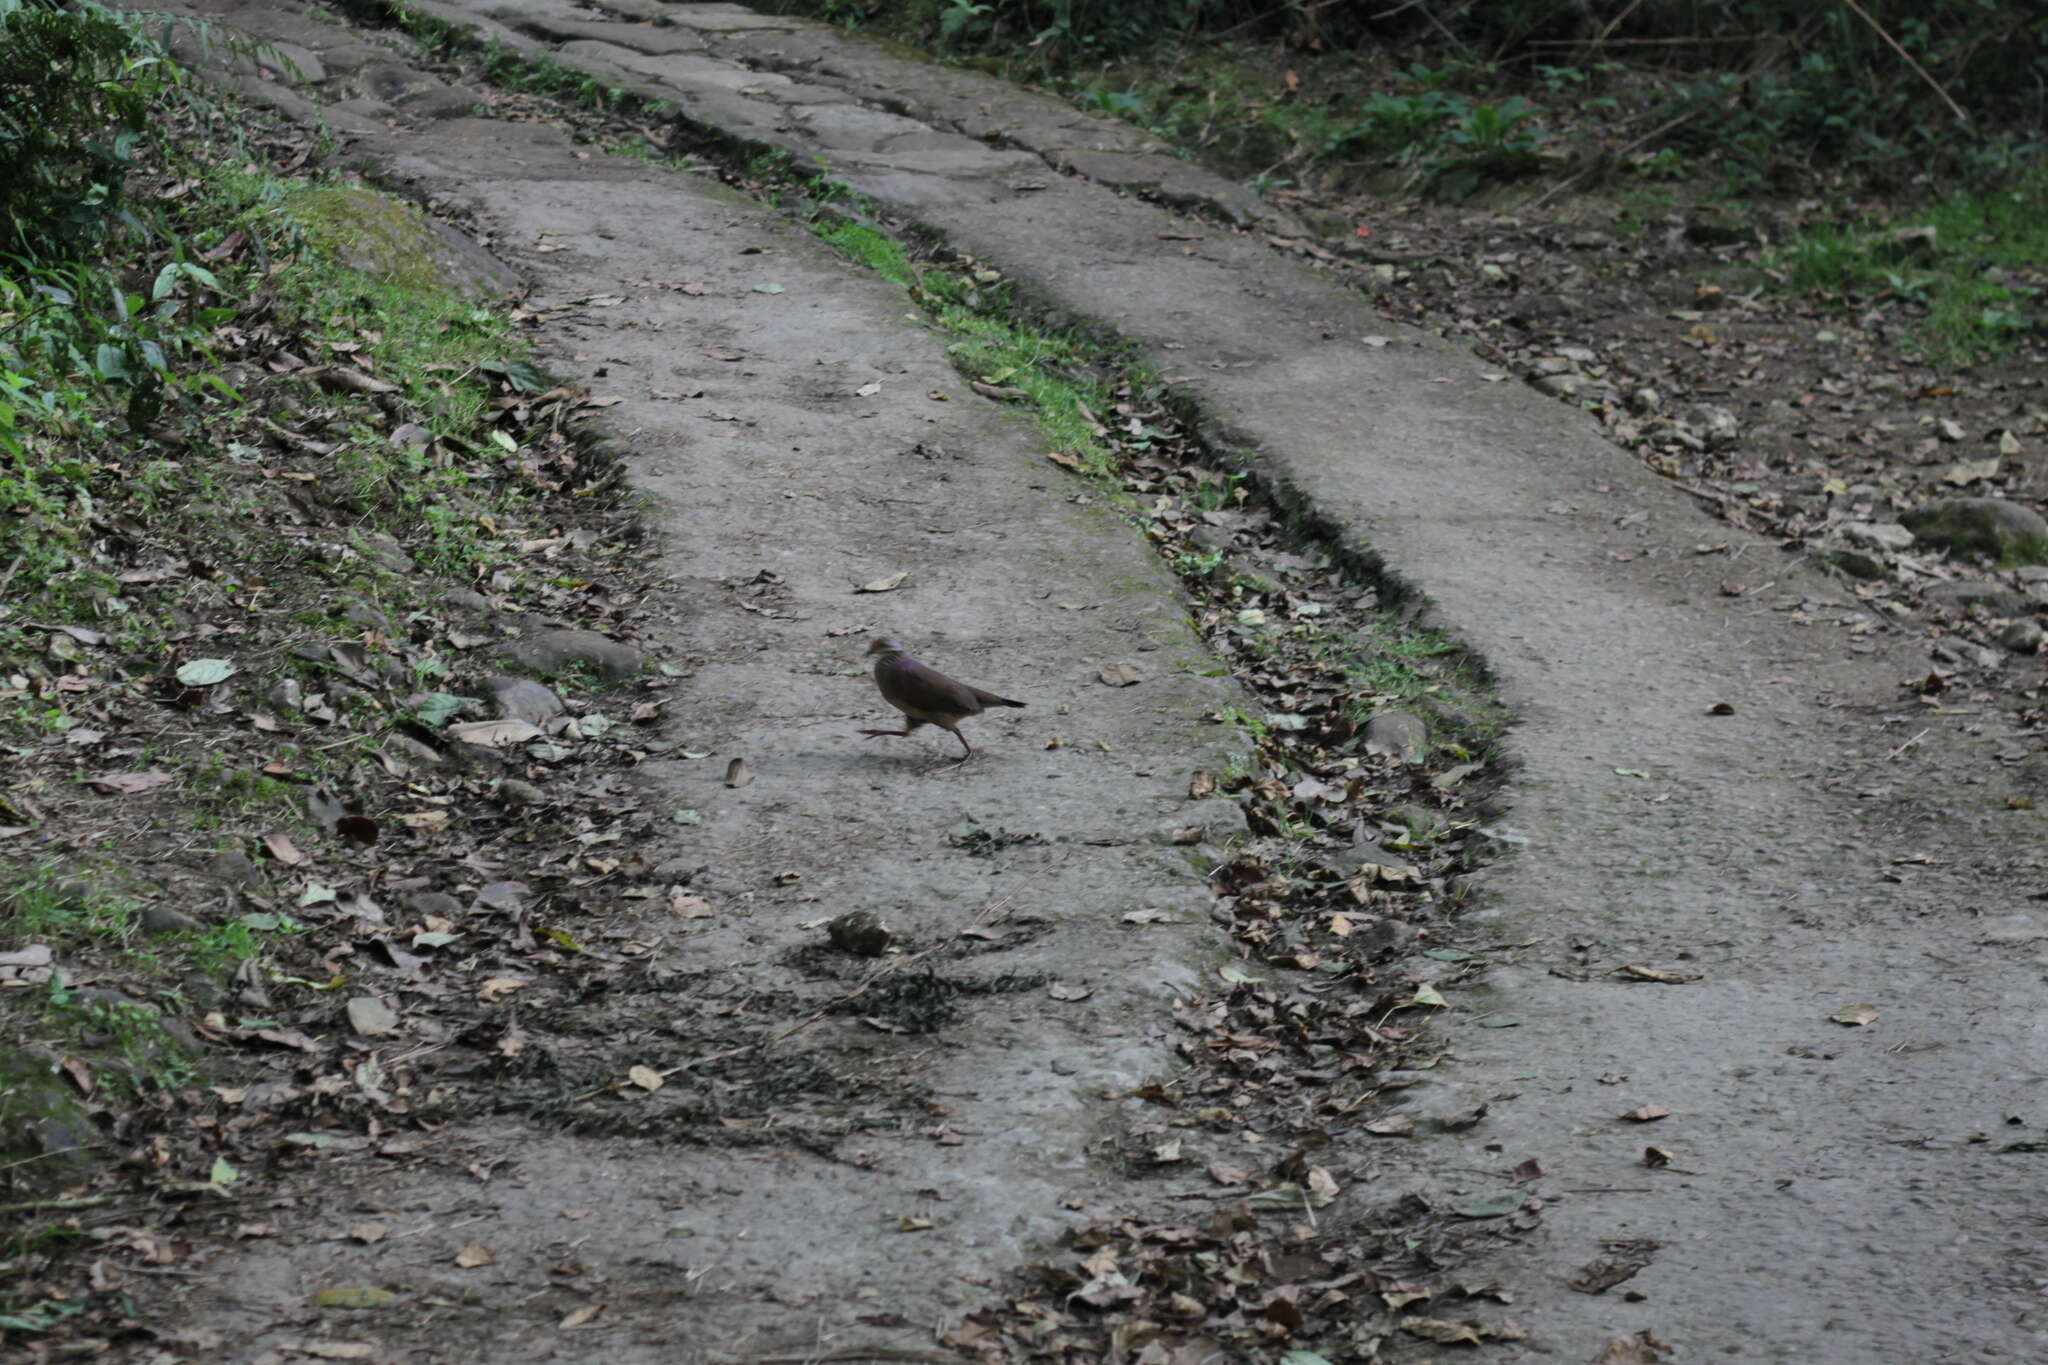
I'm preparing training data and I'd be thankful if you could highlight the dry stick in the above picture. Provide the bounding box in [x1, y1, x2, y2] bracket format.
[1839, 0, 1969, 125]
[573, 854, 1077, 1103]
[1520, 103, 1706, 214]
[1592, 0, 1646, 49]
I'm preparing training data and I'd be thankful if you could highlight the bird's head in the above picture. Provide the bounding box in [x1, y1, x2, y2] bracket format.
[867, 636, 906, 658]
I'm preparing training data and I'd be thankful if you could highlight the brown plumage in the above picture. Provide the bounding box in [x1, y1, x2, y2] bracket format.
[860, 636, 1023, 760]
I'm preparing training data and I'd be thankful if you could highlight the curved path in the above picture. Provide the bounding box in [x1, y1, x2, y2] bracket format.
[155, 2, 2048, 1360]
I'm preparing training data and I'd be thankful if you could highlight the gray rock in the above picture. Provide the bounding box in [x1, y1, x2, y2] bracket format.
[828, 910, 893, 957]
[267, 678, 304, 715]
[498, 778, 547, 805]
[404, 891, 464, 918]
[1997, 619, 2043, 654]
[1824, 548, 1886, 581]
[482, 675, 565, 724]
[139, 904, 203, 935]
[1534, 373, 1582, 399]
[339, 599, 392, 632]
[1365, 710, 1430, 765]
[348, 530, 414, 575]
[1680, 402, 1741, 444]
[1923, 581, 2031, 616]
[1843, 521, 1915, 552]
[1900, 498, 2048, 562]
[1508, 292, 1580, 324]
[1223, 556, 1285, 598]
[497, 628, 645, 681]
[443, 587, 494, 616]
[384, 734, 443, 767]
[1628, 386, 1661, 413]
[206, 850, 266, 890]
[1685, 211, 1758, 246]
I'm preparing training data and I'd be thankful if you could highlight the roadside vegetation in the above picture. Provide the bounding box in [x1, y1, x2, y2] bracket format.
[2, 0, 652, 1338]
[776, 0, 2045, 366]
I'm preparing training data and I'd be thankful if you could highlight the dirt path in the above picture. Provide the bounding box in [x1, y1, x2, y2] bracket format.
[121, 2, 2048, 1362]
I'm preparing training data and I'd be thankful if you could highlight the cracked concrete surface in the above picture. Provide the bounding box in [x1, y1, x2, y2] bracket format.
[142, 1, 2048, 1360]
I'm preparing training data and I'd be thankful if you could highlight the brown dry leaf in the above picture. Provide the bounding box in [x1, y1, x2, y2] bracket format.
[1364, 1113, 1415, 1137]
[1046, 449, 1085, 472]
[263, 832, 305, 866]
[559, 1304, 603, 1329]
[1206, 1162, 1248, 1186]
[453, 1242, 494, 1269]
[448, 719, 543, 747]
[855, 571, 908, 593]
[897, 1215, 934, 1232]
[1620, 1105, 1672, 1123]
[627, 1065, 664, 1092]
[477, 977, 528, 1002]
[1188, 770, 1216, 799]
[1399, 1316, 1483, 1345]
[1047, 982, 1093, 1002]
[668, 888, 714, 918]
[345, 997, 399, 1037]
[1097, 662, 1144, 687]
[1619, 964, 1701, 984]
[59, 1056, 93, 1097]
[1590, 1329, 1675, 1363]
[347, 1222, 389, 1245]
[1643, 1145, 1674, 1168]
[87, 770, 173, 795]
[1829, 1002, 1880, 1027]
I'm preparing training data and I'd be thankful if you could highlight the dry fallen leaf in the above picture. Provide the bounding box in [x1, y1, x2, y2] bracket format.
[628, 1065, 664, 1092]
[1620, 1105, 1672, 1123]
[724, 757, 752, 788]
[87, 770, 174, 795]
[856, 571, 908, 593]
[1829, 1002, 1880, 1027]
[1188, 770, 1216, 799]
[1097, 662, 1144, 687]
[448, 719, 543, 747]
[453, 1242, 494, 1269]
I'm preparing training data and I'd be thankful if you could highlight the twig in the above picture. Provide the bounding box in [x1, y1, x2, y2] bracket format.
[0, 1195, 118, 1215]
[573, 854, 1078, 1102]
[1520, 104, 1705, 214]
[1592, 0, 1645, 49]
[1839, 0, 1969, 124]
[1886, 727, 1931, 760]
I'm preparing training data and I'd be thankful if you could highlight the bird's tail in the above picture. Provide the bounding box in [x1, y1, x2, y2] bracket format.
[972, 689, 1025, 709]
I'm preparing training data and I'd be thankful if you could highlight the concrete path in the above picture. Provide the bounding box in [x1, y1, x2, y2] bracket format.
[159, 2, 2048, 1361]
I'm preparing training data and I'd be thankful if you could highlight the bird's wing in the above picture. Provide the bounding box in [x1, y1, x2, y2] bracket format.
[878, 654, 985, 723]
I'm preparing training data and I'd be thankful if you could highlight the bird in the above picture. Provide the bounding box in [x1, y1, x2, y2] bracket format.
[860, 636, 1024, 761]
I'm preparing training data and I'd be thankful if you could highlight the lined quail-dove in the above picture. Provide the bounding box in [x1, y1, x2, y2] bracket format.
[860, 636, 1024, 760]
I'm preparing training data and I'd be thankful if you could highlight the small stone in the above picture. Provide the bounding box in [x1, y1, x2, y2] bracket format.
[497, 778, 547, 805]
[1843, 522, 1914, 552]
[1824, 548, 1886, 580]
[348, 530, 414, 574]
[267, 678, 304, 714]
[1923, 581, 2031, 616]
[497, 628, 645, 681]
[404, 891, 464, 918]
[384, 734, 443, 767]
[1684, 210, 1757, 246]
[1628, 386, 1661, 413]
[482, 675, 565, 724]
[1534, 373, 1582, 399]
[1680, 402, 1741, 444]
[827, 911, 893, 957]
[1901, 498, 2048, 561]
[1997, 620, 2043, 654]
[1365, 710, 1430, 765]
[139, 904, 203, 935]
[443, 588, 493, 616]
